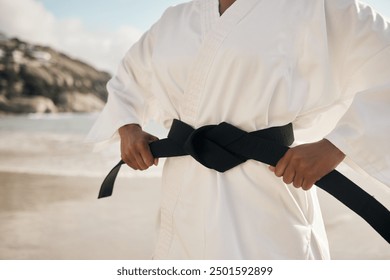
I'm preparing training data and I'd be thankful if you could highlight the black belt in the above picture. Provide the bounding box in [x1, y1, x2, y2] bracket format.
[98, 119, 390, 244]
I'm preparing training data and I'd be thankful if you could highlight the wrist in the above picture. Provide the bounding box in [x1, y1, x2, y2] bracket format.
[118, 123, 141, 136]
[322, 138, 346, 160]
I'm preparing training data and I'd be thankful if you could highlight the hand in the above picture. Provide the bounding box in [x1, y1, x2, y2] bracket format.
[119, 124, 159, 170]
[269, 139, 345, 190]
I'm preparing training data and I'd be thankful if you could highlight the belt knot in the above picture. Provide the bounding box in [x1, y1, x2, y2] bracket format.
[168, 120, 247, 172]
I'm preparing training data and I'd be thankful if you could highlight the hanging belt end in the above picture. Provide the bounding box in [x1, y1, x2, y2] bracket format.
[97, 160, 124, 199]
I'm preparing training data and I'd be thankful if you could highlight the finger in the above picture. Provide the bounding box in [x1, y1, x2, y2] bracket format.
[282, 165, 295, 185]
[135, 141, 156, 170]
[274, 150, 292, 177]
[274, 159, 287, 177]
[140, 142, 155, 167]
[302, 180, 315, 191]
[293, 175, 304, 189]
[134, 151, 149, 170]
[268, 166, 275, 172]
[148, 136, 159, 166]
[122, 153, 140, 170]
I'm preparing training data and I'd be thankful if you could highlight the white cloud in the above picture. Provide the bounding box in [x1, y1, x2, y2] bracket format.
[0, 0, 143, 73]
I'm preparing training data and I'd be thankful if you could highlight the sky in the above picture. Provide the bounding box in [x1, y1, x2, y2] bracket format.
[0, 0, 389, 74]
[0, 0, 184, 73]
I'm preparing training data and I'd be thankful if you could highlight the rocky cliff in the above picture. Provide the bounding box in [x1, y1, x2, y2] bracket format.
[0, 34, 110, 114]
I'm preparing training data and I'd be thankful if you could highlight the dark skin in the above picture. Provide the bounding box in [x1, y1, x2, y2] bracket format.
[269, 139, 345, 190]
[119, 124, 158, 170]
[219, 0, 237, 15]
[119, 0, 346, 190]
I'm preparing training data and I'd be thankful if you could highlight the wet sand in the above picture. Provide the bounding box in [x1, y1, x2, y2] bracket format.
[0, 171, 389, 260]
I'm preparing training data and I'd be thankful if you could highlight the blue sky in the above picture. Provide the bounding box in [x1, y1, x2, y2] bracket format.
[38, 0, 390, 26]
[40, 0, 390, 30]
[362, 0, 390, 13]
[38, 0, 390, 31]
[0, 0, 389, 73]
[37, 0, 185, 31]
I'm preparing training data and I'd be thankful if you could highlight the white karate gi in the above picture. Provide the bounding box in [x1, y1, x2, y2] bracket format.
[88, 0, 390, 259]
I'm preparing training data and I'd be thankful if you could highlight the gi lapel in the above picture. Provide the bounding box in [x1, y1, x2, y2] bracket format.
[180, 0, 261, 125]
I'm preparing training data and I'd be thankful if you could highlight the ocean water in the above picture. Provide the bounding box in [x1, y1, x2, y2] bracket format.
[0, 113, 166, 178]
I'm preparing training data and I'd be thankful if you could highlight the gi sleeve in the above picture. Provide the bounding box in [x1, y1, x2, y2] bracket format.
[325, 0, 390, 186]
[86, 22, 159, 143]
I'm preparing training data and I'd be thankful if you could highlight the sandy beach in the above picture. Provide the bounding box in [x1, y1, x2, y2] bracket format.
[0, 172, 162, 260]
[0, 170, 389, 260]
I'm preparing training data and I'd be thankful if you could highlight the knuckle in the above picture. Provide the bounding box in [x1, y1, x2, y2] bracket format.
[135, 141, 145, 149]
[274, 166, 283, 177]
[285, 149, 294, 157]
[302, 182, 314, 191]
[122, 156, 138, 170]
[306, 171, 318, 182]
[294, 159, 306, 171]
[121, 155, 131, 165]
[129, 163, 138, 170]
[275, 171, 283, 177]
[146, 159, 154, 166]
[140, 164, 149, 171]
[283, 176, 293, 184]
[144, 154, 153, 165]
[293, 179, 301, 188]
